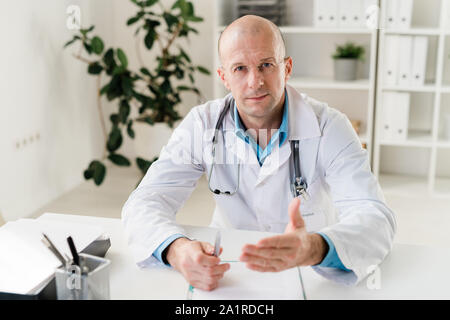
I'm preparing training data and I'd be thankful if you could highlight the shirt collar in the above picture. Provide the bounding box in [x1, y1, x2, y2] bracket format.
[234, 90, 289, 144]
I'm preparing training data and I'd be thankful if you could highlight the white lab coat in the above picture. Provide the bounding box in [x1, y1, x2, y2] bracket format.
[122, 84, 396, 285]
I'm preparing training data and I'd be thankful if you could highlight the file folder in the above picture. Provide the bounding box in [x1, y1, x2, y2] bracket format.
[397, 0, 413, 30]
[338, 0, 361, 28]
[380, 92, 396, 141]
[397, 36, 413, 87]
[384, 0, 399, 29]
[314, 0, 338, 28]
[362, 0, 379, 29]
[392, 92, 410, 141]
[383, 35, 399, 86]
[411, 36, 428, 87]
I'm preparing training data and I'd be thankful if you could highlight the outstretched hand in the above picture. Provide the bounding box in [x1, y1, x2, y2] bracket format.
[239, 197, 328, 272]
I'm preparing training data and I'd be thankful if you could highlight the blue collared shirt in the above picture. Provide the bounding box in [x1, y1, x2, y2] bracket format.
[234, 96, 288, 166]
[153, 93, 350, 272]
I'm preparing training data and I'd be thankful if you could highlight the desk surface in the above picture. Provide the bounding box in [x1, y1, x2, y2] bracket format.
[39, 213, 450, 300]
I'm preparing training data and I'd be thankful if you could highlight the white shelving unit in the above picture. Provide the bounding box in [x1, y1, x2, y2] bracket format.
[373, 0, 450, 197]
[213, 0, 379, 158]
[212, 0, 450, 197]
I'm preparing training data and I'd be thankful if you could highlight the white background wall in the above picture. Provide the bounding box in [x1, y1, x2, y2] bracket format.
[0, 0, 215, 221]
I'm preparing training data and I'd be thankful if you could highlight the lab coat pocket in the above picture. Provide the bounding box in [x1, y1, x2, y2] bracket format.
[299, 179, 328, 232]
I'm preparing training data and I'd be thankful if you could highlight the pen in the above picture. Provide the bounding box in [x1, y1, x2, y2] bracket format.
[213, 231, 221, 257]
[67, 236, 80, 266]
[187, 231, 221, 300]
[41, 233, 69, 268]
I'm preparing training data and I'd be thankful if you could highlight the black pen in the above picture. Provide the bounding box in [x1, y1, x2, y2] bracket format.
[67, 236, 80, 266]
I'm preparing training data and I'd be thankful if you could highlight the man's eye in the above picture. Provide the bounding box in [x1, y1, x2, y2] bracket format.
[234, 66, 245, 72]
[262, 63, 272, 68]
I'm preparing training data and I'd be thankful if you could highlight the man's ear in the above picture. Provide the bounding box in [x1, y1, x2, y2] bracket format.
[284, 56, 293, 82]
[217, 67, 231, 91]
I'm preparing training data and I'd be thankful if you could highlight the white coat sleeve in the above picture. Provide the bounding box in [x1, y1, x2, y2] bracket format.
[121, 108, 206, 267]
[313, 110, 397, 285]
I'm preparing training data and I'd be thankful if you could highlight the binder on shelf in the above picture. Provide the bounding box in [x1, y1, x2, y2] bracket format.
[397, 0, 413, 30]
[392, 92, 410, 141]
[383, 35, 399, 86]
[380, 92, 396, 141]
[397, 36, 413, 87]
[338, 0, 361, 28]
[362, 0, 379, 29]
[314, 0, 338, 28]
[411, 36, 428, 87]
[384, 0, 399, 29]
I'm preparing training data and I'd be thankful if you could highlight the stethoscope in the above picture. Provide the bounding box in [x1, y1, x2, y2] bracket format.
[207, 96, 310, 200]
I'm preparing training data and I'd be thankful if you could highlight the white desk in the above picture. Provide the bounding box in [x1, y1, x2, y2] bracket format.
[38, 213, 450, 300]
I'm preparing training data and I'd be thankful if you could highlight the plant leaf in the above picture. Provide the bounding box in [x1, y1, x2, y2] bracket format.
[196, 66, 210, 75]
[88, 62, 103, 75]
[116, 48, 128, 68]
[119, 100, 131, 124]
[108, 153, 131, 166]
[107, 126, 123, 152]
[92, 161, 106, 185]
[127, 120, 135, 139]
[91, 36, 104, 55]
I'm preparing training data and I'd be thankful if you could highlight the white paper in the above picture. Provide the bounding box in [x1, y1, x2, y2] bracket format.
[190, 262, 305, 300]
[0, 218, 105, 295]
[397, 36, 413, 87]
[411, 36, 428, 86]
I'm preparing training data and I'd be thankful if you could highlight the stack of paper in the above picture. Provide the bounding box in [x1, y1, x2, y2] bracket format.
[190, 262, 305, 300]
[0, 218, 105, 295]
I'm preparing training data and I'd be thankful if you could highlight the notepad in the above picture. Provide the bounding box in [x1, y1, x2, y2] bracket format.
[0, 218, 105, 295]
[189, 262, 305, 300]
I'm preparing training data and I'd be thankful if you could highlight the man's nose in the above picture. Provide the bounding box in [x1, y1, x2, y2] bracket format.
[247, 68, 264, 89]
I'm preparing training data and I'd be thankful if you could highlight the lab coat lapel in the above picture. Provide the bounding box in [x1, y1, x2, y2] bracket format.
[286, 85, 322, 186]
[255, 142, 291, 186]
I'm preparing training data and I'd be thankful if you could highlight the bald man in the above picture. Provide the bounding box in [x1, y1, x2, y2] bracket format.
[122, 15, 396, 291]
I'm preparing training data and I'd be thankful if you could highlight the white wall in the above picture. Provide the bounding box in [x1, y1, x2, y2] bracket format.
[0, 0, 115, 221]
[0, 0, 215, 221]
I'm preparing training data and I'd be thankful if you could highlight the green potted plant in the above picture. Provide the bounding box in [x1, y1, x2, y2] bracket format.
[332, 42, 365, 81]
[64, 0, 209, 186]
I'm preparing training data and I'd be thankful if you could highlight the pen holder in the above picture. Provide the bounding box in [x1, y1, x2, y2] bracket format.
[55, 253, 111, 300]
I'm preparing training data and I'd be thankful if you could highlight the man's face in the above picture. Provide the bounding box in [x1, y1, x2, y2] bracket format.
[217, 31, 292, 120]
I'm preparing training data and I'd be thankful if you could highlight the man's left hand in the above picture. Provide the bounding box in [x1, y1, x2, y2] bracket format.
[239, 197, 328, 272]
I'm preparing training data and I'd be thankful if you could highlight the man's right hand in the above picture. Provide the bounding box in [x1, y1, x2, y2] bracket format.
[165, 237, 230, 291]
